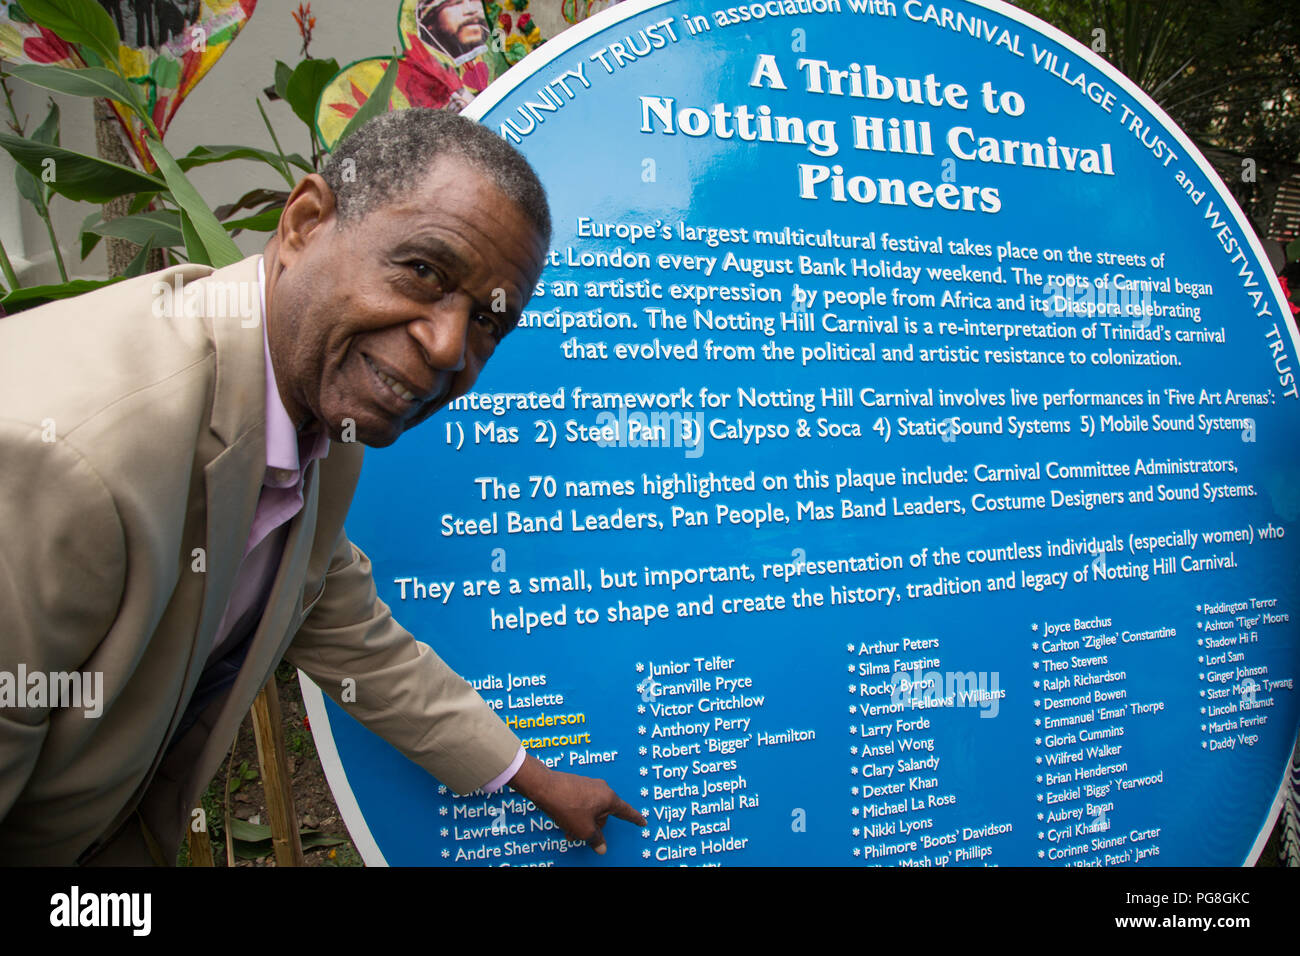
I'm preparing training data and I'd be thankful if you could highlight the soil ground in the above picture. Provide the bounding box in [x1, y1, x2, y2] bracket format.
[178, 661, 362, 867]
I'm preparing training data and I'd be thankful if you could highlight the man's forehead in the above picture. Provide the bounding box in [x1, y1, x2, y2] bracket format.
[362, 159, 502, 229]
[411, 153, 498, 197]
[377, 164, 545, 269]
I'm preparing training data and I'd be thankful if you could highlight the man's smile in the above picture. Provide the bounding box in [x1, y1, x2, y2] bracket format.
[362, 353, 438, 410]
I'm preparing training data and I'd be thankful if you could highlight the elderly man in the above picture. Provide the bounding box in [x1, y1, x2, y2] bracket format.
[0, 108, 642, 865]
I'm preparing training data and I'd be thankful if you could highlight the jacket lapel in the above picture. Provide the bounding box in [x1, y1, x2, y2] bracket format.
[182, 256, 269, 721]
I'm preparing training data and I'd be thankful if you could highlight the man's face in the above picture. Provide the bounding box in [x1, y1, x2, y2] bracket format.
[431, 0, 487, 51]
[269, 154, 546, 448]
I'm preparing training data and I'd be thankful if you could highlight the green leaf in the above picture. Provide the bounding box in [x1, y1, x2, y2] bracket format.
[79, 209, 102, 259]
[75, 43, 105, 69]
[30, 99, 60, 148]
[214, 187, 289, 221]
[0, 133, 164, 203]
[147, 138, 243, 268]
[285, 57, 339, 129]
[6, 63, 141, 114]
[273, 60, 293, 101]
[127, 191, 158, 215]
[1, 277, 121, 313]
[20, 0, 122, 69]
[12, 106, 57, 213]
[19, 101, 61, 207]
[84, 209, 184, 248]
[301, 831, 348, 850]
[178, 144, 311, 174]
[121, 236, 156, 277]
[225, 819, 346, 859]
[14, 164, 49, 217]
[334, 54, 400, 149]
[253, 99, 295, 186]
[229, 817, 274, 860]
[178, 210, 210, 266]
[227, 818, 271, 842]
[222, 207, 282, 234]
[0, 236, 19, 292]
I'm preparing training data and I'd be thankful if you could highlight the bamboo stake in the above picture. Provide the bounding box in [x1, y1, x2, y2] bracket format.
[187, 821, 215, 867]
[250, 676, 305, 867]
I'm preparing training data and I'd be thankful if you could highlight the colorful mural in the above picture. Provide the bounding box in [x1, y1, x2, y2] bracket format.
[0, 1, 258, 167]
[315, 0, 620, 150]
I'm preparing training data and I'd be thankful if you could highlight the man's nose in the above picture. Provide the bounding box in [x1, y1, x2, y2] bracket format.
[407, 294, 471, 373]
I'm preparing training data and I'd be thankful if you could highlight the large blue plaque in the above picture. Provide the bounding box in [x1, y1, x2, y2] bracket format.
[302, 0, 1300, 865]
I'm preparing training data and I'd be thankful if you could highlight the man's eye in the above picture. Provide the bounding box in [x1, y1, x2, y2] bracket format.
[410, 261, 442, 285]
[473, 312, 504, 342]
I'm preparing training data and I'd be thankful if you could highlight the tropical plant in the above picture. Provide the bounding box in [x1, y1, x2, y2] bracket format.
[0, 0, 249, 308]
[1011, 0, 1300, 231]
[0, 0, 339, 311]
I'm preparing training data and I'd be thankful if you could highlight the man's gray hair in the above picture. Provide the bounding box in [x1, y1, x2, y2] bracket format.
[319, 107, 551, 243]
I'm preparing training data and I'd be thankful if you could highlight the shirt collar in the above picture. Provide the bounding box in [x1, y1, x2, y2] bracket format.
[259, 257, 329, 486]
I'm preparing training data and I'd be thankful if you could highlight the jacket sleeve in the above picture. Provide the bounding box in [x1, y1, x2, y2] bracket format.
[0, 423, 126, 825]
[283, 530, 522, 795]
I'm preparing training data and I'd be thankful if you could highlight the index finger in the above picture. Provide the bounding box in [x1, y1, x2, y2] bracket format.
[608, 793, 646, 827]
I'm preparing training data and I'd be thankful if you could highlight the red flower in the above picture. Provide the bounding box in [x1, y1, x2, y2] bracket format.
[293, 3, 315, 56]
[460, 61, 490, 92]
[303, 716, 311, 731]
[499, 12, 512, 32]
[518, 13, 531, 31]
[400, 38, 463, 108]
[22, 25, 76, 64]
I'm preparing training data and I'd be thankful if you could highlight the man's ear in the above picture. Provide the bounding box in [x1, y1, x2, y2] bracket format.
[276, 174, 337, 266]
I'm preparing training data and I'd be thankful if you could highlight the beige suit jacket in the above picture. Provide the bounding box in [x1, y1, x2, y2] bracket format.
[0, 256, 521, 864]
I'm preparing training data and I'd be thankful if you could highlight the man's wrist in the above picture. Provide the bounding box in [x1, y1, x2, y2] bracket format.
[505, 752, 552, 802]
[482, 746, 526, 793]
